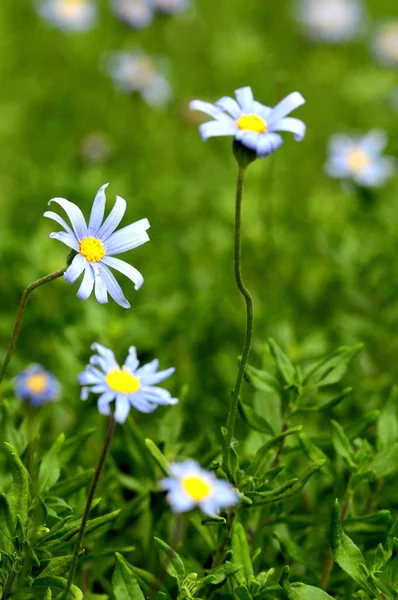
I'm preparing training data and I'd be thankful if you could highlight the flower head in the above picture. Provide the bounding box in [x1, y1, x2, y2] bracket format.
[325, 130, 395, 188]
[154, 0, 191, 15]
[79, 343, 177, 423]
[371, 20, 398, 68]
[104, 51, 172, 106]
[14, 364, 61, 406]
[110, 0, 154, 29]
[44, 183, 150, 309]
[159, 460, 239, 515]
[189, 87, 306, 159]
[295, 0, 365, 43]
[37, 0, 97, 31]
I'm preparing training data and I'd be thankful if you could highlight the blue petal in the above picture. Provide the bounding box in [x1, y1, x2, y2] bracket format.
[105, 218, 150, 255]
[64, 254, 86, 284]
[98, 263, 131, 309]
[91, 343, 119, 371]
[88, 183, 108, 235]
[272, 117, 306, 141]
[136, 359, 159, 376]
[256, 133, 284, 157]
[189, 100, 231, 121]
[235, 87, 254, 113]
[98, 195, 127, 240]
[77, 264, 95, 300]
[361, 130, 387, 153]
[97, 391, 115, 416]
[253, 101, 273, 120]
[102, 255, 144, 290]
[49, 232, 79, 252]
[129, 391, 158, 413]
[199, 120, 237, 141]
[93, 264, 109, 304]
[141, 386, 178, 405]
[43, 210, 75, 237]
[125, 346, 139, 372]
[235, 130, 261, 151]
[48, 198, 88, 240]
[114, 395, 131, 423]
[267, 92, 305, 125]
[140, 367, 175, 386]
[214, 96, 241, 118]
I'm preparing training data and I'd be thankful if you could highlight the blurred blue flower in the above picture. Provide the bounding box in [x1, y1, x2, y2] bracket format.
[110, 0, 154, 29]
[37, 0, 97, 31]
[190, 87, 306, 159]
[325, 131, 395, 188]
[44, 183, 150, 309]
[103, 51, 172, 106]
[371, 20, 398, 68]
[159, 460, 239, 515]
[154, 0, 191, 15]
[79, 343, 178, 423]
[15, 364, 60, 406]
[295, 0, 365, 43]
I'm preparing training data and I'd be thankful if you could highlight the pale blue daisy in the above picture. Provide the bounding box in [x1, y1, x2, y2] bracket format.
[325, 130, 395, 187]
[15, 364, 60, 406]
[154, 0, 191, 15]
[189, 87, 306, 158]
[44, 183, 150, 309]
[37, 0, 97, 31]
[371, 20, 398, 68]
[110, 0, 154, 29]
[79, 343, 178, 424]
[295, 0, 365, 43]
[159, 460, 239, 515]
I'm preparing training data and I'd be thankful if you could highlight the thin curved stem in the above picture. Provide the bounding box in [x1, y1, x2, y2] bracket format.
[0, 267, 67, 384]
[62, 415, 116, 600]
[222, 166, 254, 477]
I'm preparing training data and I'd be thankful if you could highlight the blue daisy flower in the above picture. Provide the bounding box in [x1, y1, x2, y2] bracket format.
[44, 183, 150, 309]
[110, 0, 154, 29]
[296, 0, 365, 43]
[159, 460, 239, 515]
[371, 20, 398, 68]
[37, 0, 97, 31]
[325, 130, 395, 187]
[79, 343, 178, 423]
[14, 364, 60, 406]
[189, 86, 306, 158]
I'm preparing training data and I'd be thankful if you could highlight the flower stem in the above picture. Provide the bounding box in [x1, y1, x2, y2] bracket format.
[222, 166, 254, 477]
[0, 267, 67, 384]
[62, 415, 116, 600]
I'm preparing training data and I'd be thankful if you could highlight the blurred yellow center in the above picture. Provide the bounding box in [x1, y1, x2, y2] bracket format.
[236, 114, 267, 134]
[79, 237, 106, 262]
[182, 476, 212, 501]
[26, 374, 48, 394]
[105, 367, 140, 394]
[347, 149, 370, 172]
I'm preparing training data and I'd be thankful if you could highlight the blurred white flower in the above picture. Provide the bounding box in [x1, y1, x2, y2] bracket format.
[37, 0, 97, 31]
[103, 51, 172, 106]
[110, 0, 154, 29]
[296, 0, 365, 43]
[371, 20, 398, 68]
[325, 130, 395, 188]
[81, 133, 111, 164]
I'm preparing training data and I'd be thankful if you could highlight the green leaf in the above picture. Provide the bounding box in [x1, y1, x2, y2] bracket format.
[345, 411, 380, 441]
[370, 442, 398, 478]
[378, 386, 398, 448]
[154, 537, 185, 585]
[303, 344, 363, 389]
[43, 589, 52, 600]
[198, 562, 242, 590]
[231, 522, 253, 583]
[248, 426, 302, 480]
[38, 433, 65, 493]
[61, 429, 96, 464]
[32, 575, 83, 599]
[145, 439, 170, 476]
[279, 566, 334, 599]
[268, 339, 296, 386]
[245, 363, 281, 395]
[39, 555, 73, 578]
[0, 492, 16, 538]
[50, 469, 94, 498]
[112, 553, 145, 600]
[330, 420, 356, 469]
[4, 442, 29, 527]
[234, 585, 253, 600]
[298, 434, 334, 480]
[293, 387, 352, 414]
[238, 401, 275, 435]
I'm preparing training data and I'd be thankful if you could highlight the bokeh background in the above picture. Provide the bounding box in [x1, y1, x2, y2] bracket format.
[0, 0, 397, 438]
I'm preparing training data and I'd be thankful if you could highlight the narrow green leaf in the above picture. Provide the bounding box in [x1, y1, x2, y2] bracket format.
[231, 522, 253, 583]
[298, 434, 334, 480]
[245, 364, 281, 395]
[234, 584, 253, 600]
[238, 401, 275, 435]
[248, 426, 302, 480]
[345, 410, 380, 441]
[280, 566, 334, 599]
[293, 388, 352, 414]
[39, 434, 65, 493]
[3, 442, 29, 525]
[50, 469, 94, 498]
[32, 575, 83, 599]
[370, 442, 398, 478]
[39, 555, 73, 578]
[0, 492, 15, 538]
[268, 339, 296, 386]
[112, 553, 145, 600]
[61, 429, 96, 464]
[145, 439, 170, 476]
[43, 589, 52, 600]
[154, 537, 185, 585]
[378, 386, 398, 448]
[303, 344, 363, 389]
[330, 420, 356, 469]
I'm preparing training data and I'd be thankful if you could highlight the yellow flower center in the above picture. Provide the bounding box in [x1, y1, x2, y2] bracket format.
[25, 374, 49, 395]
[60, 0, 87, 18]
[79, 237, 106, 262]
[347, 148, 371, 173]
[105, 366, 140, 394]
[236, 113, 267, 134]
[182, 475, 212, 502]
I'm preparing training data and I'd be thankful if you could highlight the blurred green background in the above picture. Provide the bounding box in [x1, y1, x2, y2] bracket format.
[0, 0, 397, 438]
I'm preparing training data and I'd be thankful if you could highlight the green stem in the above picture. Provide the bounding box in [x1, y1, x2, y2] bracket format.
[0, 267, 67, 384]
[62, 415, 116, 600]
[222, 166, 254, 477]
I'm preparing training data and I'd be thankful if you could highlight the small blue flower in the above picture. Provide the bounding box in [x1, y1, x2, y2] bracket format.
[79, 343, 178, 423]
[110, 0, 154, 29]
[44, 183, 150, 309]
[14, 364, 60, 406]
[371, 20, 398, 68]
[325, 130, 395, 188]
[189, 87, 306, 158]
[154, 0, 191, 15]
[37, 0, 97, 31]
[295, 0, 365, 43]
[159, 460, 239, 515]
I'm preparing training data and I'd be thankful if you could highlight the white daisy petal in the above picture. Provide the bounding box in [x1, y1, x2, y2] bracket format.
[77, 264, 95, 300]
[43, 210, 75, 237]
[114, 395, 130, 423]
[272, 117, 306, 141]
[102, 256, 144, 290]
[104, 219, 150, 255]
[49, 232, 79, 252]
[199, 120, 237, 141]
[98, 195, 127, 240]
[88, 183, 109, 235]
[48, 197, 88, 240]
[215, 96, 241, 118]
[64, 254, 86, 284]
[235, 87, 255, 113]
[267, 92, 305, 125]
[189, 100, 231, 121]
[97, 263, 131, 309]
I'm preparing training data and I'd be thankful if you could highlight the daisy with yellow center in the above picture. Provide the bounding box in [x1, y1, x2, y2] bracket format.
[297, 0, 365, 43]
[45, 183, 150, 308]
[111, 0, 154, 30]
[159, 460, 239, 515]
[190, 86, 306, 159]
[325, 130, 395, 188]
[14, 364, 60, 406]
[37, 0, 97, 31]
[79, 343, 177, 424]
